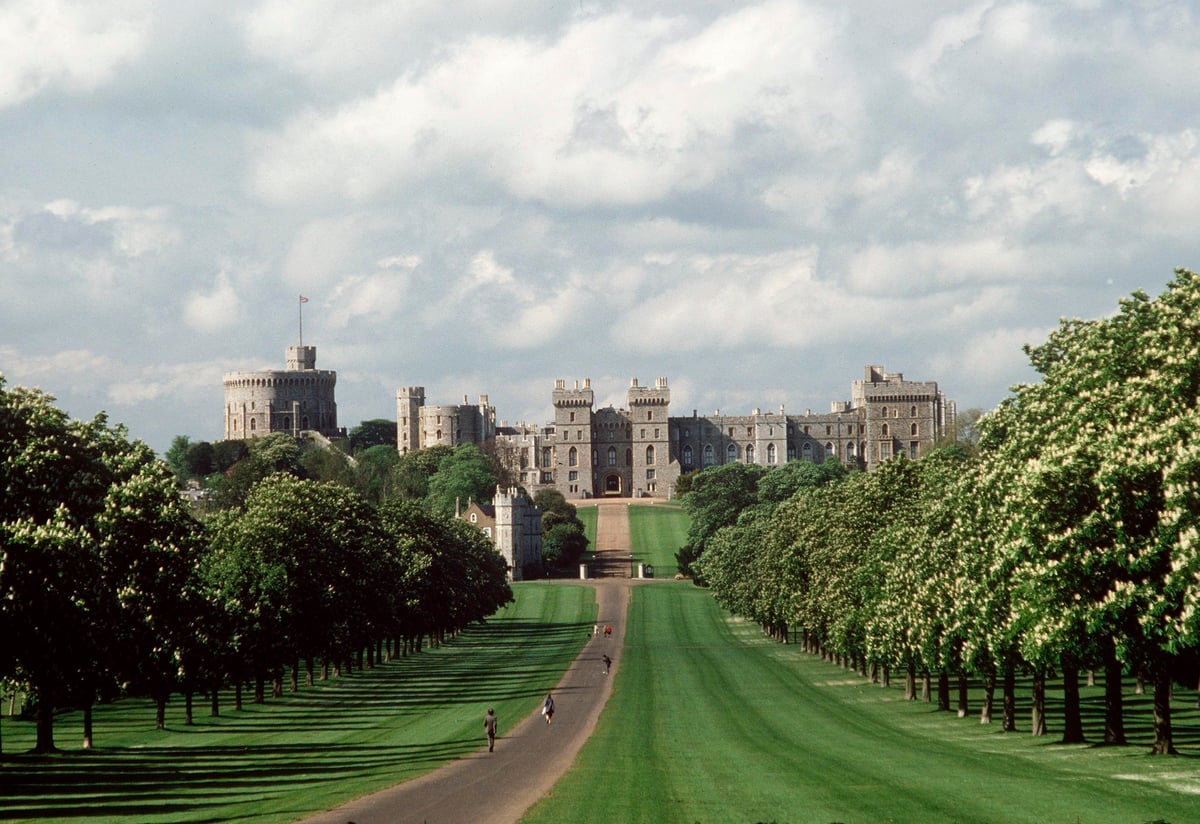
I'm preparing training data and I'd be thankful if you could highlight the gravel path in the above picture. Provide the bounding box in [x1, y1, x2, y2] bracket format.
[297, 503, 636, 824]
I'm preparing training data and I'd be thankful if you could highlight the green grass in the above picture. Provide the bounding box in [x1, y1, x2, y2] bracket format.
[0, 582, 596, 824]
[577, 505, 598, 560]
[628, 502, 689, 578]
[522, 582, 1200, 824]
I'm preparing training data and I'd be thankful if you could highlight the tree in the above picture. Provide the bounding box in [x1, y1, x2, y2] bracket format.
[543, 522, 588, 567]
[677, 462, 765, 578]
[390, 444, 453, 501]
[163, 435, 191, 481]
[425, 443, 498, 518]
[348, 419, 397, 452]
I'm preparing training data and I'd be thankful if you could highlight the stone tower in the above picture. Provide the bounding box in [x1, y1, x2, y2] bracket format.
[551, 378, 595, 499]
[396, 386, 426, 455]
[223, 345, 339, 440]
[627, 377, 671, 498]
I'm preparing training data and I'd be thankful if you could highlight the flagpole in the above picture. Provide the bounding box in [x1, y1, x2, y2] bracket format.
[298, 295, 304, 348]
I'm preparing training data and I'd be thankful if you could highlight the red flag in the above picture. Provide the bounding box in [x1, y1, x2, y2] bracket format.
[299, 295, 309, 303]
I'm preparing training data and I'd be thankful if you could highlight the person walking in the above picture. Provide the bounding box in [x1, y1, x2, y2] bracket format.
[483, 708, 498, 752]
[602, 654, 611, 675]
[542, 693, 555, 725]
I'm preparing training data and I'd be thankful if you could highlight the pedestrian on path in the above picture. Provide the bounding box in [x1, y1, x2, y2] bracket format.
[602, 654, 611, 675]
[542, 693, 555, 725]
[604, 624, 612, 638]
[594, 622, 599, 636]
[483, 708, 498, 752]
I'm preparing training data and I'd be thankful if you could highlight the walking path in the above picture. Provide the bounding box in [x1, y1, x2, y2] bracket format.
[298, 503, 636, 824]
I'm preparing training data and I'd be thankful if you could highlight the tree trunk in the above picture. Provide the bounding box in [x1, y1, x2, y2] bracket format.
[904, 662, 917, 701]
[1031, 672, 1047, 736]
[82, 703, 94, 750]
[1060, 662, 1085, 744]
[1002, 660, 1017, 732]
[254, 675, 265, 704]
[937, 672, 951, 712]
[881, 664, 890, 689]
[272, 672, 283, 699]
[1150, 661, 1177, 755]
[306, 657, 315, 687]
[155, 695, 167, 731]
[1102, 638, 1125, 745]
[957, 672, 969, 718]
[921, 671, 932, 703]
[210, 680, 220, 717]
[980, 668, 995, 725]
[184, 690, 194, 727]
[235, 681, 243, 711]
[290, 659, 299, 692]
[34, 691, 58, 753]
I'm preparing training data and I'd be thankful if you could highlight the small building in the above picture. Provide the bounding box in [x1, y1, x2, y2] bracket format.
[459, 487, 544, 581]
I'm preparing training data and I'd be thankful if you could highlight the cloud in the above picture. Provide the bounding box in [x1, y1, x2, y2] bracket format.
[248, 1, 857, 208]
[0, 0, 151, 109]
[183, 271, 240, 334]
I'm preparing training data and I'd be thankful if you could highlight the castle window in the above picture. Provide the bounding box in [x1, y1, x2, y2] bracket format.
[881, 423, 889, 437]
[593, 450, 598, 464]
[787, 443, 796, 461]
[625, 448, 632, 465]
[542, 447, 551, 466]
[641, 429, 646, 439]
[569, 447, 578, 467]
[484, 527, 492, 538]
[727, 443, 738, 463]
[767, 443, 777, 464]
[470, 513, 477, 523]
[881, 407, 888, 418]
[826, 425, 832, 435]
[910, 441, 919, 459]
[250, 418, 257, 431]
[654, 428, 660, 439]
[728, 427, 734, 437]
[570, 411, 576, 422]
[683, 428, 690, 439]
[646, 468, 656, 480]
[608, 446, 617, 466]
[569, 471, 578, 481]
[911, 406, 918, 417]
[880, 441, 893, 461]
[746, 444, 754, 463]
[747, 427, 753, 437]
[682, 445, 693, 466]
[542, 471, 553, 483]
[646, 445, 655, 465]
[911, 423, 918, 436]
[577, 430, 582, 440]
[847, 442, 856, 459]
[647, 411, 653, 421]
[802, 442, 812, 461]
[283, 416, 290, 429]
[826, 442, 835, 456]
[703, 444, 715, 467]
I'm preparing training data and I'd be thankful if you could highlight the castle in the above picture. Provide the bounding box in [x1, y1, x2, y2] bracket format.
[397, 365, 955, 501]
[458, 488, 544, 581]
[222, 345, 344, 441]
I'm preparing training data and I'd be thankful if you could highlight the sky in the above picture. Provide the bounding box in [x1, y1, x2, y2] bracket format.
[2, 0, 1199, 456]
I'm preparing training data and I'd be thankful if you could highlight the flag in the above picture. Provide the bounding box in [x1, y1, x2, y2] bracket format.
[299, 295, 309, 303]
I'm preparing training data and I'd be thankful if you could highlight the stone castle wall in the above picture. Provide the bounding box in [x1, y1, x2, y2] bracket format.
[223, 346, 341, 440]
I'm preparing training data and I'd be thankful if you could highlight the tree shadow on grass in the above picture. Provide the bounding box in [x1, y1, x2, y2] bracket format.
[0, 739, 479, 821]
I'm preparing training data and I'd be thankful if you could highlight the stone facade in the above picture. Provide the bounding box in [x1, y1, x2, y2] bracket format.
[458, 487, 544, 580]
[396, 387, 495, 454]
[223, 346, 342, 440]
[399, 365, 955, 501]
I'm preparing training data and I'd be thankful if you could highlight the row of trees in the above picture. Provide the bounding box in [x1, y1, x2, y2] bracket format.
[0, 384, 512, 754]
[692, 269, 1200, 755]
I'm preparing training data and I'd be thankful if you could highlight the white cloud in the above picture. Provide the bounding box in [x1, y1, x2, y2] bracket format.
[249, 1, 858, 208]
[183, 271, 240, 334]
[0, 0, 150, 109]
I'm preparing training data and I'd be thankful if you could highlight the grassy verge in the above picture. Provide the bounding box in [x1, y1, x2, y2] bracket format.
[577, 505, 598, 561]
[627, 502, 688, 578]
[0, 582, 596, 824]
[522, 582, 1200, 824]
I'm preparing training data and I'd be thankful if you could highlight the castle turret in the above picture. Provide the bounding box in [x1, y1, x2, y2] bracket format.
[223, 345, 340, 441]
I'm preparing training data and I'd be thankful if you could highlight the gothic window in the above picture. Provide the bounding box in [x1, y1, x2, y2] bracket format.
[911, 423, 918, 436]
[703, 444, 715, 467]
[683, 444, 694, 466]
[746, 444, 754, 463]
[767, 443, 777, 464]
[625, 448, 632, 466]
[250, 418, 257, 431]
[542, 447, 551, 467]
[847, 441, 856, 459]
[881, 407, 888, 418]
[826, 442, 835, 456]
[787, 443, 796, 461]
[911, 405, 918, 417]
[470, 513, 477, 523]
[569, 447, 578, 467]
[608, 446, 617, 466]
[881, 423, 889, 437]
[727, 443, 738, 463]
[910, 441, 920, 459]
[646, 445, 655, 465]
[802, 441, 812, 461]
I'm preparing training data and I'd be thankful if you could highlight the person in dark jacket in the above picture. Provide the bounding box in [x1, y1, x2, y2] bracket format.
[484, 708, 498, 752]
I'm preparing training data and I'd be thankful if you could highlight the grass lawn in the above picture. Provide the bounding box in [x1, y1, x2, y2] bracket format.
[577, 505, 598, 561]
[522, 582, 1200, 824]
[627, 502, 688, 578]
[0, 582, 596, 824]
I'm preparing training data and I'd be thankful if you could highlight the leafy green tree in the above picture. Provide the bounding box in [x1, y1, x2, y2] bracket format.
[390, 444, 453, 501]
[349, 419, 397, 452]
[164, 435, 191, 481]
[543, 522, 589, 567]
[677, 462, 765, 578]
[425, 443, 498, 518]
[355, 444, 401, 504]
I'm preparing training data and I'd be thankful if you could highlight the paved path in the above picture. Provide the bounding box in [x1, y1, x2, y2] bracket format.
[298, 503, 640, 824]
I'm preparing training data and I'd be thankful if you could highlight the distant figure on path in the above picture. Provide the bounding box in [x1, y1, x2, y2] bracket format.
[594, 622, 599, 636]
[542, 693, 555, 725]
[604, 624, 612, 638]
[602, 654, 611, 675]
[483, 708, 498, 752]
